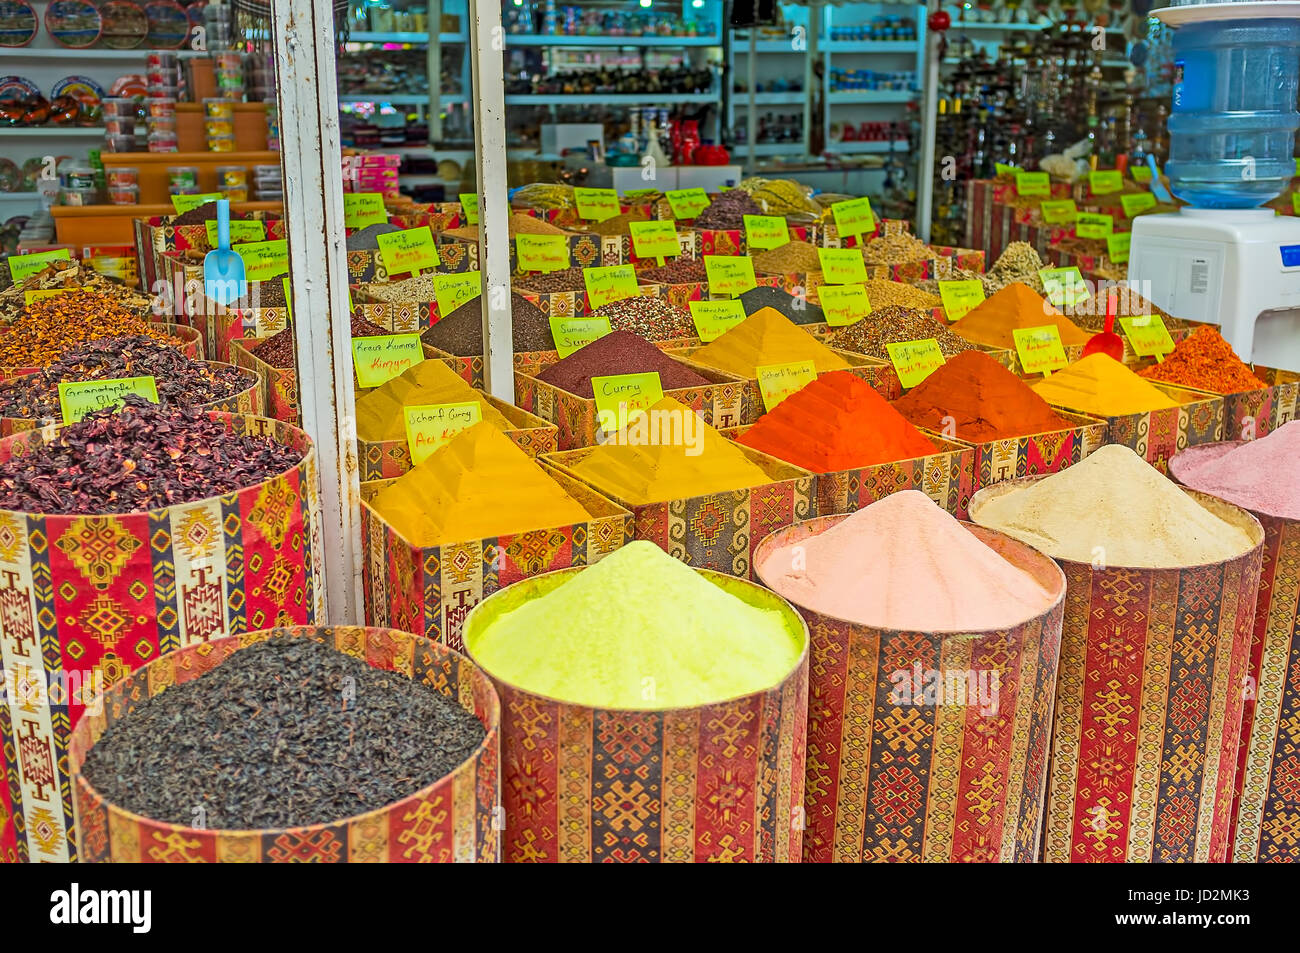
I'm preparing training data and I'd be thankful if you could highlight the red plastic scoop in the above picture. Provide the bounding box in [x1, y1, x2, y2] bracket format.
[1082, 289, 1124, 361]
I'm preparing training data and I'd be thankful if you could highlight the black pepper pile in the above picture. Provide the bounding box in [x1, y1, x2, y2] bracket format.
[828, 305, 978, 360]
[636, 258, 708, 284]
[0, 397, 303, 514]
[693, 189, 762, 229]
[234, 278, 288, 309]
[0, 336, 254, 419]
[421, 292, 553, 355]
[591, 295, 694, 341]
[79, 636, 487, 829]
[512, 266, 588, 293]
[346, 222, 402, 251]
[253, 313, 390, 368]
[740, 285, 824, 325]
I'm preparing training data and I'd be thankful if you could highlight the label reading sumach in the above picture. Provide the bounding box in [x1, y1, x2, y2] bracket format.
[817, 247, 868, 285]
[704, 255, 757, 296]
[628, 221, 680, 260]
[404, 401, 482, 465]
[239, 239, 290, 281]
[744, 215, 790, 251]
[583, 264, 639, 309]
[688, 299, 746, 342]
[592, 372, 664, 433]
[59, 376, 159, 424]
[205, 219, 266, 246]
[9, 248, 71, 283]
[550, 316, 612, 359]
[352, 334, 424, 388]
[830, 197, 875, 239]
[433, 271, 481, 317]
[516, 234, 570, 273]
[665, 188, 710, 219]
[343, 193, 388, 229]
[574, 187, 620, 222]
[1118, 314, 1175, 359]
[377, 226, 440, 275]
[757, 360, 816, 412]
[885, 339, 945, 389]
[938, 279, 985, 321]
[1012, 325, 1069, 375]
[819, 283, 870, 326]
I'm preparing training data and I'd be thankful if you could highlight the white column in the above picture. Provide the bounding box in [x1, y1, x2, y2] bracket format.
[271, 0, 363, 623]
[468, 0, 514, 401]
[428, 0, 444, 143]
[917, 3, 940, 242]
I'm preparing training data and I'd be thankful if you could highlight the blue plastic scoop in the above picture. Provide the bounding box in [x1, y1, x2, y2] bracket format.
[1147, 155, 1173, 205]
[203, 199, 246, 305]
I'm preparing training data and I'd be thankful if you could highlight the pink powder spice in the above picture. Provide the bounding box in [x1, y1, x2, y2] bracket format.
[1170, 421, 1300, 520]
[759, 490, 1060, 631]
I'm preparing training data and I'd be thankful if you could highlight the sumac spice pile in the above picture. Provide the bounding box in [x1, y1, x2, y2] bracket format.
[0, 397, 302, 514]
[537, 330, 708, 398]
[421, 292, 552, 355]
[0, 336, 254, 418]
[79, 636, 487, 829]
[253, 313, 390, 368]
[693, 189, 762, 229]
[636, 258, 708, 284]
[0, 289, 180, 367]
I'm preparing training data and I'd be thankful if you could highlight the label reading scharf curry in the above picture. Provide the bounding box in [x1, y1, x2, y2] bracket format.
[404, 401, 482, 465]
[352, 334, 424, 388]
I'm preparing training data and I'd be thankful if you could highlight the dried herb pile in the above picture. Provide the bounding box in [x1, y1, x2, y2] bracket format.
[0, 398, 303, 514]
[0, 289, 180, 367]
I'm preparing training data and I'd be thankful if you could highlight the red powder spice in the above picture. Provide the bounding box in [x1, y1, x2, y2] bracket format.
[736, 371, 936, 471]
[891, 350, 1069, 443]
[1138, 326, 1266, 394]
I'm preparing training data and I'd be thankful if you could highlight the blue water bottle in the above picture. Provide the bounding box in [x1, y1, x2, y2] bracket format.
[1166, 19, 1300, 208]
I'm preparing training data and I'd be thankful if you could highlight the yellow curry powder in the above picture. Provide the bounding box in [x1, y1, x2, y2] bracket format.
[355, 359, 511, 442]
[569, 397, 771, 505]
[688, 306, 850, 378]
[1031, 353, 1181, 416]
[368, 421, 590, 546]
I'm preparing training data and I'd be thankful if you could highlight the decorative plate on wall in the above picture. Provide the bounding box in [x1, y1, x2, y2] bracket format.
[45, 0, 102, 48]
[100, 0, 148, 49]
[143, 0, 189, 49]
[0, 0, 38, 47]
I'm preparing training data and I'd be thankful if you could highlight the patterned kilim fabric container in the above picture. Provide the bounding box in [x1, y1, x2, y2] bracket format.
[463, 567, 809, 863]
[0, 362, 263, 439]
[0, 413, 323, 863]
[68, 625, 500, 863]
[970, 480, 1265, 862]
[965, 412, 1109, 494]
[1167, 445, 1300, 863]
[753, 515, 1066, 862]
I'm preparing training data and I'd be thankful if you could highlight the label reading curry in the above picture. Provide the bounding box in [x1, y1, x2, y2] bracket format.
[592, 371, 664, 433]
[351, 334, 424, 388]
[25, 287, 79, 305]
[404, 401, 482, 465]
[59, 376, 159, 424]
[756, 360, 817, 412]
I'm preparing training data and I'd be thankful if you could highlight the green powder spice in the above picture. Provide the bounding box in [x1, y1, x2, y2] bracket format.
[467, 541, 804, 709]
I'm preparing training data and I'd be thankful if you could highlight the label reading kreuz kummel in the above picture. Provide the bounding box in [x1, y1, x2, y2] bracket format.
[352, 334, 424, 388]
[757, 360, 816, 412]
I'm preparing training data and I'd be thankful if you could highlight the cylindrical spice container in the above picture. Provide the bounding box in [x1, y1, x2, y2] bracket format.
[1168, 436, 1300, 862]
[970, 465, 1265, 863]
[69, 625, 500, 863]
[463, 548, 809, 863]
[754, 508, 1067, 862]
[0, 410, 324, 863]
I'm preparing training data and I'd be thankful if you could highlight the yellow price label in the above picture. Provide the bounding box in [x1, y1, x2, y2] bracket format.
[459, 193, 479, 225]
[343, 193, 389, 229]
[352, 334, 424, 388]
[205, 219, 266, 246]
[25, 287, 78, 305]
[516, 234, 570, 273]
[704, 255, 757, 296]
[239, 239, 290, 282]
[819, 283, 871, 326]
[885, 339, 945, 389]
[9, 248, 72, 283]
[1039, 199, 1078, 224]
[1012, 325, 1069, 375]
[688, 299, 746, 342]
[549, 316, 613, 359]
[830, 196, 875, 239]
[1089, 170, 1123, 195]
[582, 264, 639, 310]
[377, 226, 440, 275]
[1118, 314, 1176, 359]
[592, 372, 664, 433]
[756, 360, 817, 412]
[59, 376, 159, 424]
[432, 271, 481, 317]
[938, 279, 985, 321]
[1039, 267, 1089, 309]
[817, 247, 868, 285]
[628, 221, 680, 261]
[1015, 172, 1050, 196]
[1120, 192, 1158, 217]
[1106, 232, 1132, 264]
[1075, 213, 1114, 239]
[170, 193, 222, 214]
[404, 401, 482, 465]
[574, 187, 620, 222]
[744, 215, 790, 251]
[665, 188, 710, 219]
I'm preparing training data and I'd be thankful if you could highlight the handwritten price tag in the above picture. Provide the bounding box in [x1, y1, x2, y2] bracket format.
[1089, 170, 1123, 195]
[592, 372, 664, 432]
[404, 401, 482, 465]
[9, 248, 71, 283]
[1075, 213, 1114, 239]
[352, 334, 424, 388]
[994, 162, 1019, 176]
[377, 226, 441, 275]
[757, 360, 816, 412]
[516, 234, 570, 273]
[628, 221, 680, 261]
[1039, 266, 1088, 309]
[1015, 172, 1050, 196]
[25, 288, 78, 305]
[1039, 199, 1078, 224]
[1012, 325, 1069, 375]
[688, 299, 746, 342]
[1119, 315, 1175, 359]
[938, 279, 985, 322]
[459, 192, 479, 225]
[1106, 232, 1132, 264]
[831, 196, 875, 239]
[886, 339, 945, 389]
[550, 316, 613, 358]
[744, 215, 790, 251]
[574, 187, 620, 222]
[583, 264, 639, 310]
[817, 247, 868, 285]
[1131, 165, 1154, 183]
[239, 239, 290, 281]
[704, 255, 757, 296]
[205, 219, 266, 246]
[665, 188, 710, 219]
[343, 193, 388, 229]
[170, 193, 222, 214]
[59, 376, 159, 424]
[1120, 192, 1158, 217]
[819, 283, 870, 326]
[433, 271, 481, 317]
